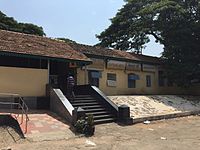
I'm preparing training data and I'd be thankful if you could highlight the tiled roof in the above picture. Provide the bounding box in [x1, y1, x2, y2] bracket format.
[68, 43, 139, 60]
[68, 43, 161, 64]
[0, 30, 90, 62]
[128, 52, 161, 64]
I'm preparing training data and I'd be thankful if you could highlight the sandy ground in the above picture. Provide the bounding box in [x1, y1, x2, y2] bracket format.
[0, 126, 24, 148]
[1, 116, 200, 150]
[108, 95, 200, 118]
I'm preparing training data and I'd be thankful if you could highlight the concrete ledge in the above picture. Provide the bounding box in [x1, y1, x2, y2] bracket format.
[133, 110, 200, 124]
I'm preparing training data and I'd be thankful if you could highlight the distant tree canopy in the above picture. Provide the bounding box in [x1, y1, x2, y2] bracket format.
[56, 38, 77, 44]
[97, 0, 200, 86]
[0, 11, 45, 36]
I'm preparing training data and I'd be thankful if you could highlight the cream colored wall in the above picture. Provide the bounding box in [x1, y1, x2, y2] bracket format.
[100, 69, 159, 95]
[0, 66, 48, 97]
[77, 61, 195, 96]
[77, 68, 87, 85]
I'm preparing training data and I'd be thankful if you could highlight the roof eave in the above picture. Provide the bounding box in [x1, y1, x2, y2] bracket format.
[0, 51, 92, 65]
[84, 53, 161, 65]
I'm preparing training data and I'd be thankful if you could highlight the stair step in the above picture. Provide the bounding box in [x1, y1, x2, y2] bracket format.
[94, 118, 116, 125]
[70, 100, 97, 104]
[78, 105, 102, 109]
[92, 114, 114, 120]
[86, 111, 110, 116]
[72, 102, 99, 107]
[74, 97, 95, 100]
[74, 95, 91, 98]
[67, 92, 116, 124]
[84, 108, 106, 113]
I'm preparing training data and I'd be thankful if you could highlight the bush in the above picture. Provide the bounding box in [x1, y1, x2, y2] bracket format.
[84, 114, 95, 136]
[74, 118, 85, 134]
[74, 114, 95, 136]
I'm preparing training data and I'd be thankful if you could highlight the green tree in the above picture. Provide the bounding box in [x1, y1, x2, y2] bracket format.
[97, 0, 200, 86]
[0, 11, 45, 36]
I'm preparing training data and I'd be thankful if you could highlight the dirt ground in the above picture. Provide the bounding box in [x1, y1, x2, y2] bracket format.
[1, 115, 200, 150]
[0, 126, 24, 148]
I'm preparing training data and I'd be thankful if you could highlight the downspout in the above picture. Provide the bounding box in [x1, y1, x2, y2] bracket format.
[47, 59, 50, 83]
[84, 64, 87, 84]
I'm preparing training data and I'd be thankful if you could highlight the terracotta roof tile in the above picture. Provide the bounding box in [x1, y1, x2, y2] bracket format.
[128, 52, 161, 64]
[0, 30, 90, 62]
[69, 43, 161, 64]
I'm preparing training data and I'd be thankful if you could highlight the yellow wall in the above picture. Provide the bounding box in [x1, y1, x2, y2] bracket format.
[77, 61, 189, 96]
[0, 66, 48, 97]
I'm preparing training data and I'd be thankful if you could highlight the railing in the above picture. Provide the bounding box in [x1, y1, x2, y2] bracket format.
[0, 93, 29, 134]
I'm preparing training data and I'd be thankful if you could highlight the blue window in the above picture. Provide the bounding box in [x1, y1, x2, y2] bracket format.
[146, 75, 151, 87]
[128, 74, 139, 88]
[91, 71, 101, 78]
[158, 71, 165, 87]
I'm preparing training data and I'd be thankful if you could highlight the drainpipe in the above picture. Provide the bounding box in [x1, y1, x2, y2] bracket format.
[47, 60, 50, 83]
[84, 64, 87, 84]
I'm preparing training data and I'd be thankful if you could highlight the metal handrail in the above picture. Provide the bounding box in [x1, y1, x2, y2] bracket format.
[0, 93, 29, 134]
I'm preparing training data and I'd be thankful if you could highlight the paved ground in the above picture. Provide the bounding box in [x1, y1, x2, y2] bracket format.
[109, 95, 200, 118]
[23, 110, 74, 141]
[1, 116, 200, 150]
[0, 110, 74, 141]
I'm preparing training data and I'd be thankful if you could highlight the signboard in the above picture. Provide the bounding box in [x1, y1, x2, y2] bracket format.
[143, 64, 156, 72]
[128, 74, 140, 80]
[91, 71, 102, 78]
[87, 58, 104, 70]
[126, 62, 141, 71]
[107, 60, 126, 70]
[69, 62, 77, 68]
[107, 80, 117, 87]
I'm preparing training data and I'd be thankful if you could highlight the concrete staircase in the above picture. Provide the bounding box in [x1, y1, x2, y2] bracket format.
[70, 94, 116, 125]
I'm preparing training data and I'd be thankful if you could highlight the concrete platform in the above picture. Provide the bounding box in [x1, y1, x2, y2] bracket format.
[109, 95, 200, 123]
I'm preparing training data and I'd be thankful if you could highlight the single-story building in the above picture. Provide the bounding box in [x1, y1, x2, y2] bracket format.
[68, 43, 198, 95]
[0, 29, 198, 107]
[0, 30, 91, 108]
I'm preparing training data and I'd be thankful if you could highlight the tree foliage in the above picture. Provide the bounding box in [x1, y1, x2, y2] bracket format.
[97, 0, 200, 86]
[0, 11, 45, 36]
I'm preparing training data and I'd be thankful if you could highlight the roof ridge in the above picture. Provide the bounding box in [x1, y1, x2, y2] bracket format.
[128, 52, 160, 59]
[0, 29, 67, 45]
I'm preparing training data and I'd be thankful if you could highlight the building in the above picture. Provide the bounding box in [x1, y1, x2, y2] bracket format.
[69, 43, 196, 95]
[0, 30, 91, 108]
[0, 29, 198, 102]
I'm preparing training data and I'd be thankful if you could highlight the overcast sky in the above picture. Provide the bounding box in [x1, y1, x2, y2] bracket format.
[0, 0, 163, 57]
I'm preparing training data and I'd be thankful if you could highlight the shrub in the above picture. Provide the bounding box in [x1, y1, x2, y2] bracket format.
[74, 114, 95, 136]
[74, 118, 85, 134]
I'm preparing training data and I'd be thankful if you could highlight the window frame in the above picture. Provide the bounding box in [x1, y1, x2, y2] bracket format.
[146, 75, 151, 87]
[107, 73, 116, 81]
[158, 71, 165, 87]
[107, 73, 117, 87]
[128, 73, 136, 88]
